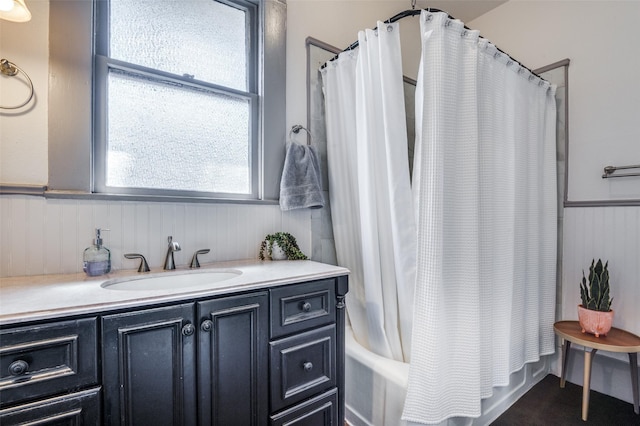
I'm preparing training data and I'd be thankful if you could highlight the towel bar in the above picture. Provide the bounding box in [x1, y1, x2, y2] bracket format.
[602, 164, 640, 179]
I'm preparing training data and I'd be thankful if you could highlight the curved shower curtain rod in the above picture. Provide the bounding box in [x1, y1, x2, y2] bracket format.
[321, 8, 545, 81]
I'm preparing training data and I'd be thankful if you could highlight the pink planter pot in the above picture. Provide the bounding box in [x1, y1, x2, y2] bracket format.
[577, 305, 614, 337]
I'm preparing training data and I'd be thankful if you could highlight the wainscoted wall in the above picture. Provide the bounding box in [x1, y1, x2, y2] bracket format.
[0, 195, 312, 278]
[554, 205, 640, 404]
[471, 1, 640, 407]
[562, 206, 639, 335]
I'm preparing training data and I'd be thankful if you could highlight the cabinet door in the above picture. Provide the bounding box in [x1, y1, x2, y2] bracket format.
[102, 304, 196, 426]
[197, 292, 269, 426]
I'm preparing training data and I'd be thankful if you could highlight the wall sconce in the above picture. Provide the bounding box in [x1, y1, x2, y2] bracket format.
[0, 0, 32, 22]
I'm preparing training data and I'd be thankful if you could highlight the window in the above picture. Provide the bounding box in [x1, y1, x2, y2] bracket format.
[94, 0, 259, 199]
[45, 0, 286, 203]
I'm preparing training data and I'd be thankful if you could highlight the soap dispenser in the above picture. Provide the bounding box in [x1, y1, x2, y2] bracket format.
[83, 228, 111, 277]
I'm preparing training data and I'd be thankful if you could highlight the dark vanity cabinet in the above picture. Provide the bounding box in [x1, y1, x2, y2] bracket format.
[197, 293, 269, 425]
[102, 292, 269, 425]
[101, 302, 199, 425]
[0, 274, 348, 425]
[269, 279, 341, 425]
[0, 318, 101, 423]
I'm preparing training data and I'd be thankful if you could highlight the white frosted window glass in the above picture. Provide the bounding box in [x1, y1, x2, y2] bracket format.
[110, 0, 247, 91]
[106, 69, 251, 194]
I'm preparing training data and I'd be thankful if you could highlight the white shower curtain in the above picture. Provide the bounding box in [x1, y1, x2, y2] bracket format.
[402, 11, 557, 424]
[321, 22, 417, 362]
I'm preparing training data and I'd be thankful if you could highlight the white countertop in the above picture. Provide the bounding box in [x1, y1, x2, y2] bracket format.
[0, 260, 349, 326]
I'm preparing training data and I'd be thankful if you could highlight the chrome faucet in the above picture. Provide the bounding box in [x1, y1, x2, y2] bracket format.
[163, 236, 181, 270]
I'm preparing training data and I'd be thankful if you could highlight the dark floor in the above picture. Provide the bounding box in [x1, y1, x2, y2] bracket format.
[492, 374, 639, 425]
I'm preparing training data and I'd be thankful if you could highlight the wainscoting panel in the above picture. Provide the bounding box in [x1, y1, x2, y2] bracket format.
[562, 206, 640, 335]
[558, 205, 640, 404]
[0, 195, 311, 278]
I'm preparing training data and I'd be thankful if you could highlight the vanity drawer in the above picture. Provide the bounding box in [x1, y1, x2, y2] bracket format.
[270, 324, 336, 412]
[0, 317, 98, 407]
[270, 279, 336, 338]
[270, 388, 338, 426]
[0, 387, 101, 424]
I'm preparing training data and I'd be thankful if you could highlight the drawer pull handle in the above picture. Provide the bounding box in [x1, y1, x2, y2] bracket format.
[182, 323, 195, 336]
[303, 362, 313, 372]
[201, 320, 213, 332]
[8, 360, 29, 376]
[301, 302, 312, 312]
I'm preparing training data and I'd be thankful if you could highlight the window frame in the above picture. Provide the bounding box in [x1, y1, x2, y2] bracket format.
[47, 0, 286, 204]
[93, 0, 259, 199]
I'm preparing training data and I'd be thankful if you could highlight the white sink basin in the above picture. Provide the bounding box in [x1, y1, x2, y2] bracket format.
[101, 270, 242, 291]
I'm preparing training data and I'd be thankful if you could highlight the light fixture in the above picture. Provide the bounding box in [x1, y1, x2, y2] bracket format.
[0, 0, 31, 23]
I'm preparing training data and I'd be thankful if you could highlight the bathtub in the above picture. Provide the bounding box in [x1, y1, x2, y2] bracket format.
[344, 326, 551, 426]
[344, 325, 411, 426]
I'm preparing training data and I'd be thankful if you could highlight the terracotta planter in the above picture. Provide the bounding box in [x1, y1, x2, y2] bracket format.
[577, 304, 614, 337]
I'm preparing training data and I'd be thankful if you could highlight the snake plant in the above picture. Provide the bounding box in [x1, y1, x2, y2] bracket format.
[579, 259, 612, 312]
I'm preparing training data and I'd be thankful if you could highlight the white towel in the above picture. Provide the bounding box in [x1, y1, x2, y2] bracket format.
[279, 141, 324, 211]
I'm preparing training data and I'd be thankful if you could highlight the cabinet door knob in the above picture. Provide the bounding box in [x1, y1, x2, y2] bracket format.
[8, 360, 29, 376]
[303, 361, 313, 372]
[301, 302, 311, 312]
[182, 323, 195, 336]
[201, 319, 213, 332]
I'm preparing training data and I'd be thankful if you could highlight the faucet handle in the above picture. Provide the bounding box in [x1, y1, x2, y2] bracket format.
[168, 236, 181, 252]
[124, 253, 151, 272]
[190, 249, 210, 269]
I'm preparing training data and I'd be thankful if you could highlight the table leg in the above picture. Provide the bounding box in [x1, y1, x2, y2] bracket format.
[629, 352, 639, 415]
[582, 348, 597, 421]
[561, 339, 571, 388]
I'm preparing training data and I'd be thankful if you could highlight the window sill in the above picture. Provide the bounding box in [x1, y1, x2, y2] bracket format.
[0, 185, 279, 205]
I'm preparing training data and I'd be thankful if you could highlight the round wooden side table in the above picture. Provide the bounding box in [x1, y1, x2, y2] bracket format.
[554, 320, 640, 421]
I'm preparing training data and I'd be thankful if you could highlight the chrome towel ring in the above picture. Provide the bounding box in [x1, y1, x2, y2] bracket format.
[289, 124, 312, 146]
[1, 58, 34, 110]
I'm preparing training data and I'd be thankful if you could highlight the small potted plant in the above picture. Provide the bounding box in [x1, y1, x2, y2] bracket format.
[578, 259, 613, 337]
[259, 232, 308, 261]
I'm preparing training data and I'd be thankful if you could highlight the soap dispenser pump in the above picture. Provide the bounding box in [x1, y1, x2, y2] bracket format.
[83, 228, 111, 277]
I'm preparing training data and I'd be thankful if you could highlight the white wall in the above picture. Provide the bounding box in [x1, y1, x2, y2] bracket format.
[286, 0, 505, 130]
[558, 206, 640, 404]
[470, 0, 640, 203]
[2, 0, 638, 406]
[0, 0, 48, 184]
[472, 0, 640, 405]
[0, 0, 312, 277]
[0, 196, 310, 276]
[0, 1, 503, 276]
[287, 0, 640, 407]
[286, 0, 424, 131]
